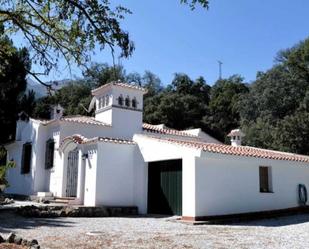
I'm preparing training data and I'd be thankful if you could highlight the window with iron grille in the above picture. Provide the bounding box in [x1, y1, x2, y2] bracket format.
[21, 142, 32, 174]
[45, 139, 55, 169]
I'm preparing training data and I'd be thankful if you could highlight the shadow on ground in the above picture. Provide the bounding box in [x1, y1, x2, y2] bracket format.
[0, 211, 75, 234]
[219, 214, 309, 227]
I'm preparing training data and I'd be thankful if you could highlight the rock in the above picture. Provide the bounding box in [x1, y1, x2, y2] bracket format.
[0, 235, 4, 243]
[21, 239, 28, 246]
[6, 232, 16, 243]
[4, 198, 14, 204]
[30, 239, 39, 245]
[14, 236, 22, 245]
[30, 245, 40, 249]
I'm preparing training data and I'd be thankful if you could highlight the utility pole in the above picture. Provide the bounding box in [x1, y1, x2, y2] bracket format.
[218, 60, 223, 80]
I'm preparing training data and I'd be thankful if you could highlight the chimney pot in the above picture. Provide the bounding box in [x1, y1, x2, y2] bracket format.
[227, 129, 245, 146]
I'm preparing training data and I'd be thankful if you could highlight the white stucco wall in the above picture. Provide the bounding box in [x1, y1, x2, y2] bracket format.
[95, 142, 135, 206]
[195, 152, 309, 217]
[83, 144, 98, 206]
[134, 135, 201, 216]
[5, 120, 41, 195]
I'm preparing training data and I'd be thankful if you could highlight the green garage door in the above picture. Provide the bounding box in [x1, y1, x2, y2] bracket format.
[147, 159, 182, 215]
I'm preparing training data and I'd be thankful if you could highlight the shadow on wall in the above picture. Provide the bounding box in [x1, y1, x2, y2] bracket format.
[0, 211, 75, 234]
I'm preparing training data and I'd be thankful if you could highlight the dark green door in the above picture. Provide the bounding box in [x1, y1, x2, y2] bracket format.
[147, 159, 182, 215]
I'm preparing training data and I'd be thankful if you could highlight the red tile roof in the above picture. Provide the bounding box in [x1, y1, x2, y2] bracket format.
[91, 81, 147, 95]
[60, 134, 135, 148]
[40, 115, 111, 127]
[142, 123, 197, 138]
[142, 136, 309, 163]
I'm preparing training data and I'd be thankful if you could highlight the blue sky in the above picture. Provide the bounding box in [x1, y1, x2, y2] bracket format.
[31, 0, 309, 86]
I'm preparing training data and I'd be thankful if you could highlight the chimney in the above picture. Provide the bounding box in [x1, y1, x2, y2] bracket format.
[51, 104, 64, 120]
[16, 112, 29, 141]
[227, 129, 245, 146]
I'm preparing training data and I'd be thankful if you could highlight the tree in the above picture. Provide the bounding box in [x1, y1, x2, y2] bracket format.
[203, 75, 249, 142]
[143, 74, 210, 130]
[0, 1, 134, 86]
[0, 37, 30, 143]
[83, 63, 126, 88]
[34, 82, 92, 119]
[0, 1, 209, 87]
[19, 90, 36, 117]
[240, 37, 309, 154]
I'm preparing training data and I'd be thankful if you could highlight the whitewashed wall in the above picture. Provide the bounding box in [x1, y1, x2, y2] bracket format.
[83, 144, 98, 206]
[134, 135, 201, 216]
[95, 142, 135, 206]
[5, 119, 41, 195]
[195, 152, 309, 217]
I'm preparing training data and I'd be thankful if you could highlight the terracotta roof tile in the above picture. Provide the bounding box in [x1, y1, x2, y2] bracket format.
[142, 136, 309, 163]
[142, 123, 197, 138]
[60, 134, 135, 148]
[40, 115, 110, 127]
[91, 81, 147, 95]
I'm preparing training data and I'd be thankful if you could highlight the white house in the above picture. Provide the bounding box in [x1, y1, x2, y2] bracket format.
[4, 81, 309, 221]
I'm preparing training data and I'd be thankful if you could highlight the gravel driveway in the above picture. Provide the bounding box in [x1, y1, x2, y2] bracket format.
[1, 212, 309, 249]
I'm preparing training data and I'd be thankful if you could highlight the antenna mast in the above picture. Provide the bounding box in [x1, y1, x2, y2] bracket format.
[218, 60, 223, 80]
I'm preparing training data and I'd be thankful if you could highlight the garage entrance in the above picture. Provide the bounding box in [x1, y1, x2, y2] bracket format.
[147, 159, 182, 215]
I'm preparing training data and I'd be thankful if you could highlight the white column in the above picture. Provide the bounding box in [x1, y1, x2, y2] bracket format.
[76, 150, 86, 204]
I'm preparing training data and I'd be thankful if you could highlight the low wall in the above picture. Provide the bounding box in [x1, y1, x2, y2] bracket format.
[15, 205, 138, 218]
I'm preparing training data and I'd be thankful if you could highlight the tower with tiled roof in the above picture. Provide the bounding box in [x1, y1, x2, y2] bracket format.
[91, 81, 147, 138]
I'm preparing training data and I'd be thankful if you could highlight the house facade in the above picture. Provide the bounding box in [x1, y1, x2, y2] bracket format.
[4, 82, 309, 220]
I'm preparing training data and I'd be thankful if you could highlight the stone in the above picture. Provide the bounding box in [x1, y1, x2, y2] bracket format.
[30, 239, 39, 245]
[6, 233, 16, 243]
[0, 235, 4, 243]
[30, 245, 40, 249]
[21, 239, 28, 246]
[14, 236, 22, 245]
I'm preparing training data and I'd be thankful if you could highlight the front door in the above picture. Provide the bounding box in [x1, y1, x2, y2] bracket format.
[66, 149, 78, 197]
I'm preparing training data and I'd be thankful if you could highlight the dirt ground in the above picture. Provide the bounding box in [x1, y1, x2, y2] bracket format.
[1, 211, 309, 248]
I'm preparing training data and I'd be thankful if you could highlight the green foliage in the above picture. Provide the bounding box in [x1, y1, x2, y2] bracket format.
[240, 38, 309, 154]
[144, 74, 210, 130]
[0, 37, 30, 143]
[0, 0, 134, 85]
[0, 147, 15, 187]
[83, 63, 126, 88]
[203, 75, 249, 142]
[34, 82, 92, 118]
[180, 0, 209, 10]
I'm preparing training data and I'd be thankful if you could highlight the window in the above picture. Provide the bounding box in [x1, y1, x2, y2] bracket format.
[98, 98, 102, 109]
[105, 95, 110, 106]
[132, 97, 137, 108]
[118, 95, 124, 106]
[45, 139, 55, 169]
[125, 96, 130, 107]
[259, 166, 272, 193]
[21, 143, 32, 174]
[101, 96, 105, 108]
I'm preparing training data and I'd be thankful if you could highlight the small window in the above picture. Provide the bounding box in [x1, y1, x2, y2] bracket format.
[259, 166, 272, 193]
[125, 96, 130, 107]
[105, 95, 110, 106]
[45, 139, 55, 169]
[98, 98, 102, 109]
[21, 142, 32, 174]
[132, 97, 137, 108]
[118, 95, 124, 106]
